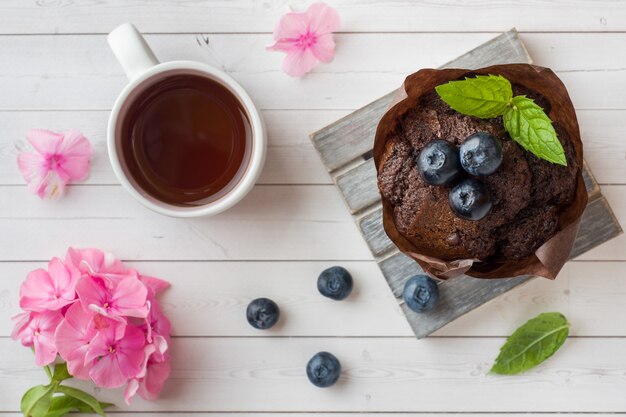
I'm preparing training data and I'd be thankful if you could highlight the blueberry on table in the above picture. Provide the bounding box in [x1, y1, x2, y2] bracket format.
[402, 274, 439, 313]
[317, 266, 353, 300]
[448, 178, 493, 221]
[246, 298, 280, 330]
[417, 139, 461, 186]
[306, 351, 341, 388]
[459, 132, 503, 176]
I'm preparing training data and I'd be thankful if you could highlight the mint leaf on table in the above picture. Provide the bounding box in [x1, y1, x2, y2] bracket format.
[491, 312, 570, 375]
[503, 95, 567, 165]
[435, 74, 513, 118]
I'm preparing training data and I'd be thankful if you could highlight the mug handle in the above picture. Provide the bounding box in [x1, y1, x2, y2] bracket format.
[108, 23, 159, 81]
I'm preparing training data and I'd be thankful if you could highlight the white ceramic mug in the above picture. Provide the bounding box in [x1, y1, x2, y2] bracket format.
[107, 23, 266, 217]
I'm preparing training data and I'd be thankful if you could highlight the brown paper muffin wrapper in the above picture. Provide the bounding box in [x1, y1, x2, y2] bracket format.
[373, 64, 587, 280]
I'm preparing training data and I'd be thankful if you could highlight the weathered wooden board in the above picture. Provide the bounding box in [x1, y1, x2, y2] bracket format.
[309, 30, 623, 339]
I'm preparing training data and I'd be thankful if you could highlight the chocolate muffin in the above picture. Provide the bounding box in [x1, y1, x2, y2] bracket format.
[374, 65, 586, 279]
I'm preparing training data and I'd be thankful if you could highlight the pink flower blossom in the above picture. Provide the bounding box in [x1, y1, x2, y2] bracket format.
[11, 311, 32, 345]
[66, 247, 127, 286]
[76, 274, 149, 320]
[138, 357, 170, 400]
[138, 273, 171, 297]
[19, 257, 79, 312]
[17, 129, 92, 199]
[85, 322, 147, 389]
[142, 298, 171, 358]
[54, 303, 97, 380]
[125, 354, 171, 404]
[12, 311, 64, 366]
[12, 247, 171, 403]
[267, 2, 340, 77]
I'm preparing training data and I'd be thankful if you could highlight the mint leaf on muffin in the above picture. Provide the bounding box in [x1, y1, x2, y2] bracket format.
[435, 74, 567, 166]
[491, 312, 570, 375]
[435, 74, 512, 118]
[503, 96, 566, 165]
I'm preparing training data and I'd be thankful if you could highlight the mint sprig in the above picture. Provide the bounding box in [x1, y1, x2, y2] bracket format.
[435, 74, 567, 166]
[435, 74, 513, 118]
[503, 96, 566, 165]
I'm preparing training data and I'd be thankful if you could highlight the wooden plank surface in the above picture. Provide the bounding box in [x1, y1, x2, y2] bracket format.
[3, 338, 626, 413]
[3, 2, 626, 415]
[3, 260, 626, 338]
[1, 33, 626, 110]
[0, 1, 623, 34]
[3, 184, 626, 262]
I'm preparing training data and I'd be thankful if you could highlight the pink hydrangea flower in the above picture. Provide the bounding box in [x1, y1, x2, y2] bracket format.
[125, 354, 171, 404]
[85, 322, 147, 389]
[17, 129, 92, 199]
[12, 311, 64, 366]
[125, 294, 172, 404]
[12, 247, 172, 404]
[19, 257, 79, 312]
[267, 2, 340, 77]
[76, 274, 149, 320]
[11, 311, 33, 345]
[54, 302, 98, 380]
[142, 297, 172, 358]
[138, 273, 171, 297]
[66, 247, 128, 288]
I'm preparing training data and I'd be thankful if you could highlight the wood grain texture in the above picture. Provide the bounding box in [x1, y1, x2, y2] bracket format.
[3, 260, 626, 338]
[3, 338, 626, 412]
[0, 185, 370, 261]
[1, 33, 626, 110]
[0, 1, 623, 34]
[2, 3, 626, 414]
[2, 184, 626, 262]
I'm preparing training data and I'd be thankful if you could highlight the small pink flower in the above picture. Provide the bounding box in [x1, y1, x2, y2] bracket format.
[267, 2, 340, 77]
[85, 323, 147, 389]
[17, 129, 92, 199]
[138, 274, 171, 297]
[66, 247, 127, 285]
[125, 354, 171, 404]
[54, 303, 98, 380]
[19, 257, 79, 312]
[142, 298, 171, 358]
[76, 274, 149, 320]
[11, 311, 33, 345]
[13, 311, 63, 366]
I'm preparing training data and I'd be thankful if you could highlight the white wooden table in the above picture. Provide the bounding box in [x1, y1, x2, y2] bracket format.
[1, 1, 626, 415]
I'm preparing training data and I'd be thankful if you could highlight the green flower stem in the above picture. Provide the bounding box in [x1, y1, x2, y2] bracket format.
[21, 362, 113, 417]
[43, 366, 53, 381]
